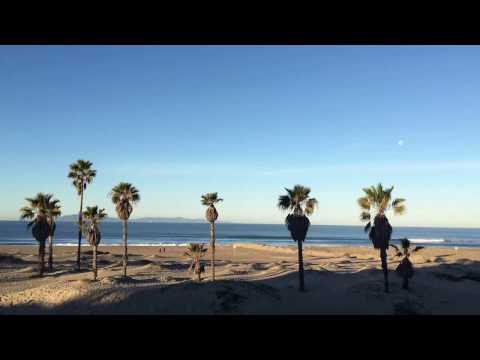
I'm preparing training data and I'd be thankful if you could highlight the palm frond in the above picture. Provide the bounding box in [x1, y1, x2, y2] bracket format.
[393, 204, 406, 215]
[364, 221, 371, 233]
[357, 197, 371, 210]
[110, 182, 140, 204]
[277, 195, 291, 210]
[19, 207, 35, 219]
[392, 198, 405, 207]
[201, 192, 222, 206]
[359, 184, 405, 220]
[291, 185, 311, 201]
[390, 244, 400, 253]
[360, 211, 371, 221]
[68, 159, 96, 193]
[278, 185, 316, 217]
[304, 198, 318, 216]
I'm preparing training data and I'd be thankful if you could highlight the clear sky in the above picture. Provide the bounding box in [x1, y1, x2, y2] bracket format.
[1, 45, 479, 227]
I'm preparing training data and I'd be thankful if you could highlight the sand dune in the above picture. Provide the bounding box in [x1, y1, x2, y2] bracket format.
[1, 244, 480, 314]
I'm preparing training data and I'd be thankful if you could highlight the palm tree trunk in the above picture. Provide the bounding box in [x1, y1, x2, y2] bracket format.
[210, 222, 215, 281]
[122, 220, 128, 277]
[297, 239, 305, 292]
[380, 248, 389, 293]
[76, 187, 84, 271]
[93, 245, 98, 281]
[197, 262, 201, 282]
[38, 242, 45, 277]
[48, 235, 53, 272]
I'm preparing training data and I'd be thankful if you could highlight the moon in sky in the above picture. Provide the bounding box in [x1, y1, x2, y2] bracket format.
[398, 140, 404, 147]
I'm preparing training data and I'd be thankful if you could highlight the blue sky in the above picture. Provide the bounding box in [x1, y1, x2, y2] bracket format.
[1, 45, 479, 227]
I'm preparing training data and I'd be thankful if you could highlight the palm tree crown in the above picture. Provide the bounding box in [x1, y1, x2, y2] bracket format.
[43, 194, 62, 239]
[201, 192, 223, 223]
[20, 193, 54, 227]
[110, 182, 140, 220]
[68, 160, 97, 195]
[44, 194, 62, 220]
[278, 185, 318, 216]
[19, 193, 52, 244]
[184, 243, 208, 260]
[83, 206, 107, 247]
[358, 183, 406, 232]
[83, 206, 107, 224]
[184, 243, 208, 281]
[201, 193, 223, 206]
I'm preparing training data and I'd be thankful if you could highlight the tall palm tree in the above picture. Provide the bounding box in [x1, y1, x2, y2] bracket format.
[68, 159, 97, 271]
[110, 182, 140, 277]
[278, 185, 318, 292]
[358, 183, 406, 293]
[184, 243, 208, 282]
[44, 194, 61, 272]
[83, 206, 107, 281]
[19, 193, 51, 276]
[201, 192, 223, 282]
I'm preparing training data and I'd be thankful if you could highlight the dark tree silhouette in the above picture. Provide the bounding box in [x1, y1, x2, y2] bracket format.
[68, 160, 96, 271]
[390, 238, 424, 290]
[110, 183, 140, 277]
[358, 183, 406, 293]
[83, 206, 107, 281]
[201, 193, 223, 282]
[278, 185, 318, 292]
[184, 243, 208, 282]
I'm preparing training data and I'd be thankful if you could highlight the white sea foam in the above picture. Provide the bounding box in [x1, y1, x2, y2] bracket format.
[408, 238, 445, 243]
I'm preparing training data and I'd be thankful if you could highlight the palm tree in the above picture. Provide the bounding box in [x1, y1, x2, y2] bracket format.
[390, 238, 424, 290]
[278, 185, 318, 292]
[358, 183, 406, 293]
[19, 193, 51, 276]
[201, 192, 223, 281]
[184, 243, 208, 282]
[83, 206, 107, 281]
[44, 194, 61, 272]
[68, 160, 97, 271]
[110, 182, 140, 277]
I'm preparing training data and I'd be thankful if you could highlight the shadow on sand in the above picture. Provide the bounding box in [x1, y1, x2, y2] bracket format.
[1, 257, 480, 315]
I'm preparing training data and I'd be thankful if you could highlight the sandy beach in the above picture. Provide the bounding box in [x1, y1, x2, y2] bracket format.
[1, 244, 479, 315]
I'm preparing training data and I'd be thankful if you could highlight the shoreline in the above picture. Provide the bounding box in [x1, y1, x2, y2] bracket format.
[0, 241, 480, 251]
[1, 243, 479, 250]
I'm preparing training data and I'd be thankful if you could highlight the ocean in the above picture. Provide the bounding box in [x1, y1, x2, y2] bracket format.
[1, 221, 480, 248]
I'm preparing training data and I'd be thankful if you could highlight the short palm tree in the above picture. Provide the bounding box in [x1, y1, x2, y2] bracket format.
[110, 182, 140, 277]
[83, 206, 107, 281]
[278, 185, 318, 292]
[19, 193, 52, 276]
[68, 159, 96, 271]
[358, 183, 406, 293]
[44, 194, 62, 272]
[390, 239, 424, 290]
[201, 192, 223, 281]
[184, 243, 208, 282]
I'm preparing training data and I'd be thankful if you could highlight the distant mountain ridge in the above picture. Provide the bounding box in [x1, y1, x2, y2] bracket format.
[57, 214, 205, 223]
